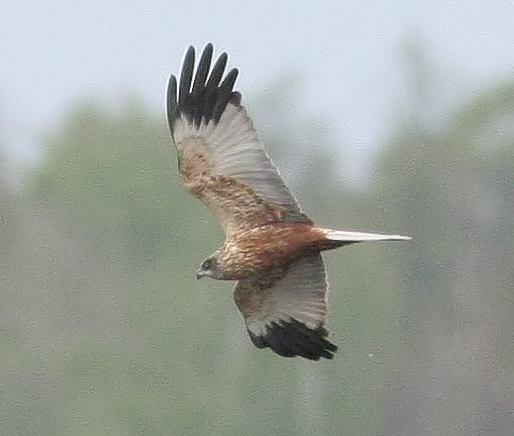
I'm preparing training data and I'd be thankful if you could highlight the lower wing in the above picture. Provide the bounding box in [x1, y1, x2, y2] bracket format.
[233, 253, 337, 360]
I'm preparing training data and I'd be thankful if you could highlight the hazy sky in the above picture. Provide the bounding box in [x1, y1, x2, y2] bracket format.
[2, 1, 514, 168]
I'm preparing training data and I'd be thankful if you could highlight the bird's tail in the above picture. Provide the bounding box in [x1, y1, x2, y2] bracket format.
[323, 229, 411, 246]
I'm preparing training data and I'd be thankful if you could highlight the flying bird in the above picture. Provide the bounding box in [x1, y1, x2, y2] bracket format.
[166, 44, 410, 361]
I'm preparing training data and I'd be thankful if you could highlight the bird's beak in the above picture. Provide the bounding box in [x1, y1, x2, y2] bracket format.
[196, 270, 206, 280]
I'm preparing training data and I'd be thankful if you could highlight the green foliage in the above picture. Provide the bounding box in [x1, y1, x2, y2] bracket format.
[373, 79, 514, 433]
[31, 100, 221, 265]
[1, 91, 402, 435]
[0, 153, 20, 255]
[3, 73, 514, 434]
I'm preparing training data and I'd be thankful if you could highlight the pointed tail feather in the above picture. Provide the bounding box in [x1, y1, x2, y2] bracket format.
[324, 229, 411, 243]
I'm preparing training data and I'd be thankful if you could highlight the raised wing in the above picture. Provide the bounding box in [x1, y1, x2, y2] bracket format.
[167, 44, 310, 236]
[233, 253, 337, 360]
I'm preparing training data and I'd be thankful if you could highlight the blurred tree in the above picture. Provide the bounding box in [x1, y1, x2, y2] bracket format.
[0, 79, 403, 436]
[30, 98, 213, 266]
[0, 151, 18, 253]
[5, 60, 513, 434]
[376, 42, 514, 435]
[13, 62, 514, 435]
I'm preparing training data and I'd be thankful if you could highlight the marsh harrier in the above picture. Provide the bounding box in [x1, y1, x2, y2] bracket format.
[166, 44, 410, 360]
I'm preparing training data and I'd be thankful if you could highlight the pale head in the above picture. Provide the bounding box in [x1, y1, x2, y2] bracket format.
[196, 252, 223, 280]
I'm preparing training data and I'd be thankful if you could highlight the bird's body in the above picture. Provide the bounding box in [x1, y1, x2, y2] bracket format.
[166, 44, 410, 360]
[218, 223, 336, 280]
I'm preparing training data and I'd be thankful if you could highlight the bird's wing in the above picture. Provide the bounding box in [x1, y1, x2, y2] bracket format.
[167, 44, 310, 237]
[233, 253, 337, 360]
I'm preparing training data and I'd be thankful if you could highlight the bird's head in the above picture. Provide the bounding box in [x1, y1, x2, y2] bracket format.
[196, 253, 223, 280]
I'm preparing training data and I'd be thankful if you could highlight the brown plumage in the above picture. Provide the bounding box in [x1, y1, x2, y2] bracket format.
[166, 44, 411, 360]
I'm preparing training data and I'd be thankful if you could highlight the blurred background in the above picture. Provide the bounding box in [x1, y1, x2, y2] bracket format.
[1, 1, 514, 435]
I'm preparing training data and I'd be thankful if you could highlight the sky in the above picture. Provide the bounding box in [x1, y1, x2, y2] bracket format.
[2, 0, 514, 172]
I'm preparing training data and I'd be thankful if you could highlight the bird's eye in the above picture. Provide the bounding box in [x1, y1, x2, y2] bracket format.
[202, 259, 212, 270]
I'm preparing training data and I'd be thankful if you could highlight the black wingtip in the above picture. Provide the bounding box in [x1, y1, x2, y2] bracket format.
[166, 74, 178, 135]
[179, 46, 195, 105]
[192, 44, 213, 95]
[229, 91, 242, 106]
[212, 67, 239, 123]
[168, 44, 241, 134]
[222, 68, 239, 90]
[206, 52, 228, 88]
[251, 320, 337, 361]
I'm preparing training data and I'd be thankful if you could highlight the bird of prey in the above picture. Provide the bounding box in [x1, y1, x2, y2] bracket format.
[166, 44, 410, 361]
